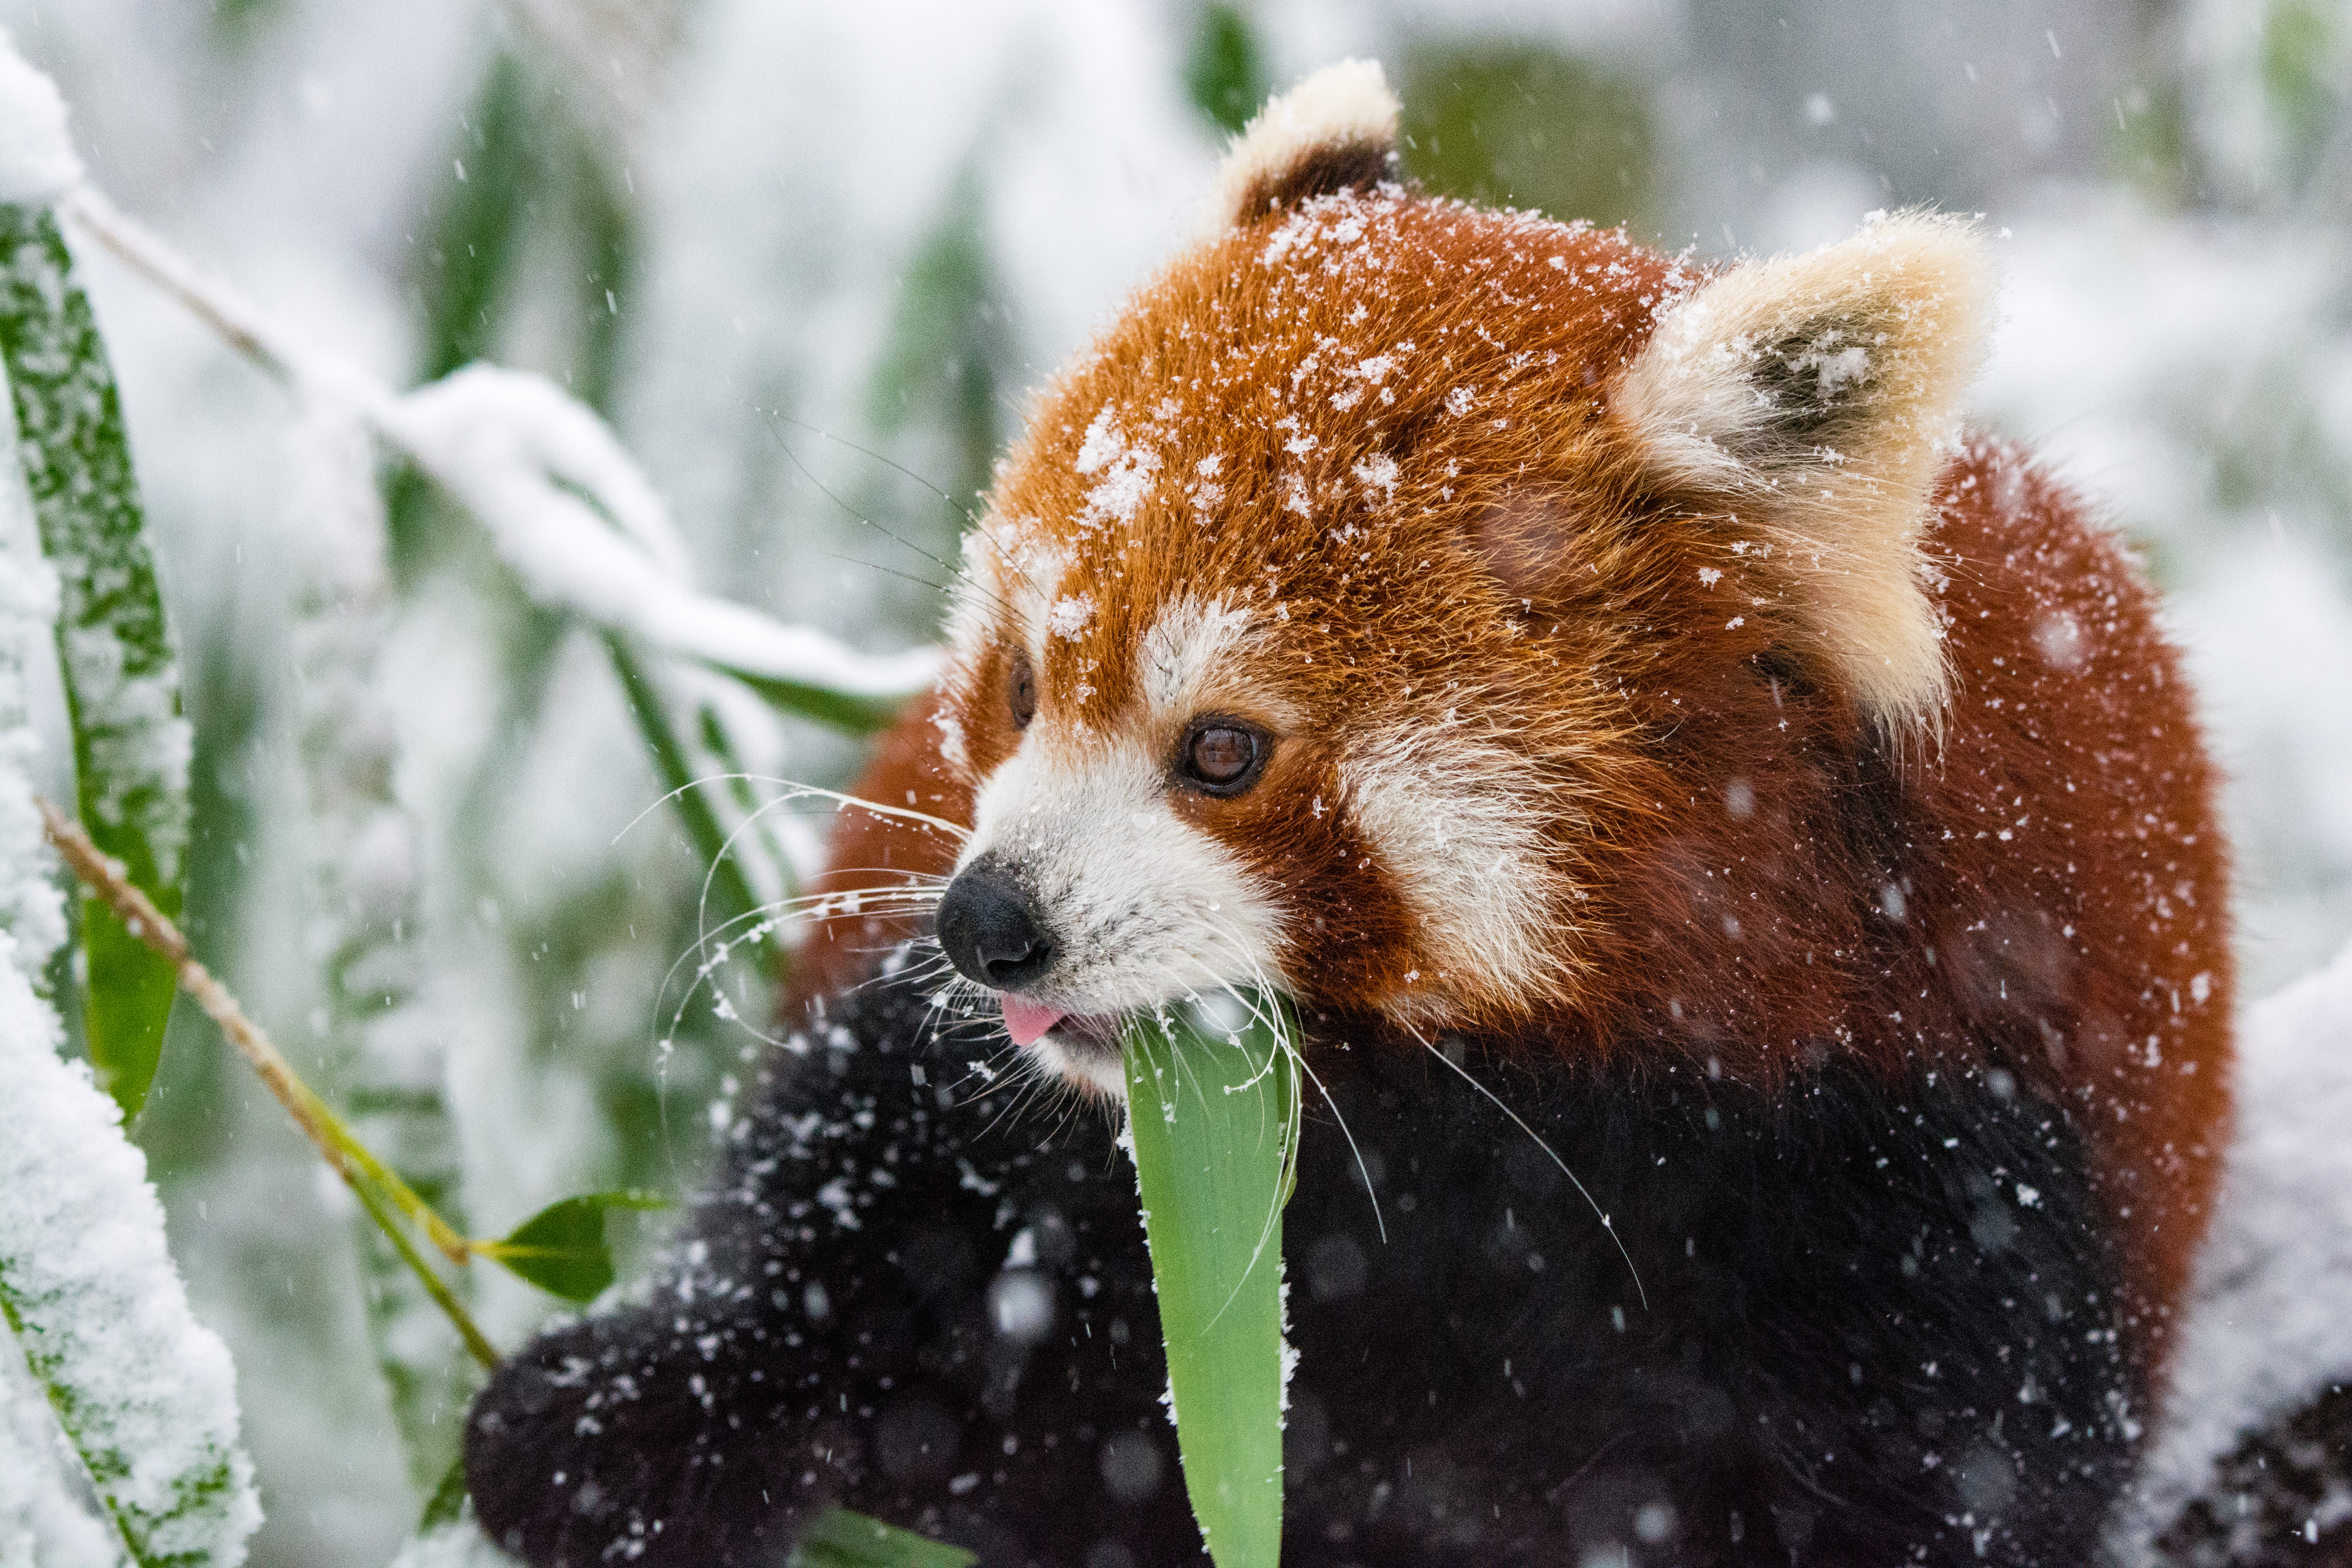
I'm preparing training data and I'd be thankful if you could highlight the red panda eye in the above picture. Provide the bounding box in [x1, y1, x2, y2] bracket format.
[1180, 723, 1261, 793]
[1009, 653, 1036, 730]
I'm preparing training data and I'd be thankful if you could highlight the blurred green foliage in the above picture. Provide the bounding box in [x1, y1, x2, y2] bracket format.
[412, 51, 633, 406]
[416, 53, 535, 391]
[2261, 0, 2344, 188]
[206, 0, 289, 50]
[2109, 75, 2198, 207]
[1399, 43, 1658, 236]
[395, 48, 638, 581]
[131, 619, 258, 1155]
[608, 634, 762, 926]
[866, 170, 1010, 530]
[1185, 3, 1274, 136]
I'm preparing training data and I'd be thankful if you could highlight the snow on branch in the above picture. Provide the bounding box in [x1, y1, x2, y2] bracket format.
[58, 192, 938, 713]
[380, 367, 937, 700]
[382, 365, 688, 575]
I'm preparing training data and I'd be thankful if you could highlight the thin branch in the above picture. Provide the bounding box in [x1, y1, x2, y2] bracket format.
[61, 190, 308, 390]
[38, 796, 499, 1368]
[63, 184, 933, 721]
[347, 1172, 500, 1371]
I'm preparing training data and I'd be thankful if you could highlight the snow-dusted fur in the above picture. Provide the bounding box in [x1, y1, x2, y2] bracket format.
[1613, 213, 1995, 731]
[1202, 58, 1399, 232]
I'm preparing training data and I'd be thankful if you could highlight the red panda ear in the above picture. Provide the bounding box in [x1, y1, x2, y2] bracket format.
[1204, 59, 1401, 230]
[1611, 212, 1996, 734]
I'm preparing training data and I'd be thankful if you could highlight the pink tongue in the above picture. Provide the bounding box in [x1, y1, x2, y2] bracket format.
[999, 995, 1067, 1048]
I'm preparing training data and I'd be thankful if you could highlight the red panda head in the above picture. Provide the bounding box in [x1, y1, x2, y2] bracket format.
[931, 61, 1994, 1097]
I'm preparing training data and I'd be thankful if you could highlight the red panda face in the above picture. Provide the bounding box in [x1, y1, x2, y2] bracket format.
[929, 197, 1674, 1094]
[930, 70, 1991, 1097]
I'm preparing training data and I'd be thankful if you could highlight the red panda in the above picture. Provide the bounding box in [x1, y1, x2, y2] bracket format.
[834, 57, 2230, 1350]
[473, 61, 2232, 1566]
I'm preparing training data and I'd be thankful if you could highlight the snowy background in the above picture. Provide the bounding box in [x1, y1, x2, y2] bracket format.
[1, 0, 2347, 1561]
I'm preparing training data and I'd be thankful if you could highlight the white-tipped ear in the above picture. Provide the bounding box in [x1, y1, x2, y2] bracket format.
[1203, 59, 1400, 232]
[1613, 211, 1996, 731]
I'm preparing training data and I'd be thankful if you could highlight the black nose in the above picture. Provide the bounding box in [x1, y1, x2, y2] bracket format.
[936, 861, 1056, 990]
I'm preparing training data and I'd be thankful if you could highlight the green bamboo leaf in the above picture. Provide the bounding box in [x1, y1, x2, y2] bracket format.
[419, 1451, 469, 1533]
[416, 51, 533, 390]
[788, 1507, 975, 1568]
[481, 1190, 668, 1303]
[1123, 994, 1298, 1568]
[711, 665, 915, 734]
[605, 634, 762, 929]
[0, 204, 188, 1119]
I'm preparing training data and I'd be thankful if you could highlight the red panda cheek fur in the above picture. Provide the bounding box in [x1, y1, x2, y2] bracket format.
[1171, 741, 1423, 1012]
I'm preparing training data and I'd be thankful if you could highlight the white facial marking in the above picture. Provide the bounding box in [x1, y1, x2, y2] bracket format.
[968, 515, 1072, 630]
[1023, 1032, 1128, 1101]
[1342, 726, 1569, 1008]
[961, 727, 1287, 1091]
[943, 516, 1071, 719]
[1138, 596, 1265, 721]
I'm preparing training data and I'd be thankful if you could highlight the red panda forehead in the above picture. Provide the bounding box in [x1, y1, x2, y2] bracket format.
[997, 195, 1685, 561]
[945, 192, 1693, 748]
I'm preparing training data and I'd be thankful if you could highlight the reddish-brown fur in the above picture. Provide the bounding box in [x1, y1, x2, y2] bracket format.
[801, 192, 2230, 1375]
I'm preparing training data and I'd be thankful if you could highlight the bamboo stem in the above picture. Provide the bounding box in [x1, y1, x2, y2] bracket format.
[347, 1172, 499, 1371]
[38, 796, 497, 1365]
[61, 190, 303, 389]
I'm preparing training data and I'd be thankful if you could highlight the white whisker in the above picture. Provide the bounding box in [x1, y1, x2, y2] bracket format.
[1399, 1017, 1647, 1311]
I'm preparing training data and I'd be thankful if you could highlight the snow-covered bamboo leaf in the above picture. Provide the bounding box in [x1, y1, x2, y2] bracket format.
[0, 341, 64, 982]
[0, 245, 121, 1562]
[1, 1324, 127, 1568]
[786, 1507, 976, 1568]
[1122, 995, 1298, 1568]
[0, 941, 260, 1568]
[479, 1190, 668, 1303]
[0, 204, 188, 1118]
